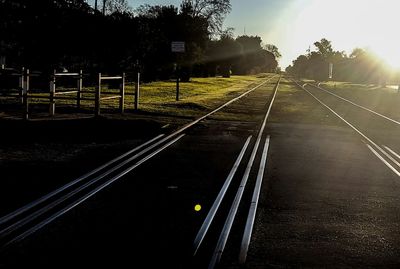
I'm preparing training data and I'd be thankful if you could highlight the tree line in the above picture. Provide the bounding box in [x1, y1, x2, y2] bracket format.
[286, 38, 399, 85]
[0, 0, 280, 82]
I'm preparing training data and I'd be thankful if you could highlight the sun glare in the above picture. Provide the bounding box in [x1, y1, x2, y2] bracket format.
[289, 0, 400, 69]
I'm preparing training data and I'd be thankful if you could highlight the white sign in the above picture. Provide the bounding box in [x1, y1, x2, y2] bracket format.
[171, 41, 185, 53]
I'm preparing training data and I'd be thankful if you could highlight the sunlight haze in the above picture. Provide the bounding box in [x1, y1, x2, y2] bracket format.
[124, 0, 400, 69]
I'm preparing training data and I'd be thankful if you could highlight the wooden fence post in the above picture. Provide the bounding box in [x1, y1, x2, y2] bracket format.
[19, 67, 25, 104]
[135, 72, 140, 110]
[119, 72, 125, 113]
[77, 69, 82, 109]
[95, 73, 101, 116]
[176, 76, 180, 101]
[22, 69, 29, 120]
[49, 69, 56, 116]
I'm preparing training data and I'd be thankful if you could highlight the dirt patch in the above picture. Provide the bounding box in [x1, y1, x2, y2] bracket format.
[0, 117, 161, 144]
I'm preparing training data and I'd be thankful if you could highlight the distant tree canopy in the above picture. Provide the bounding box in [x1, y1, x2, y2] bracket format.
[180, 0, 231, 35]
[286, 38, 394, 85]
[104, 0, 132, 14]
[0, 0, 280, 81]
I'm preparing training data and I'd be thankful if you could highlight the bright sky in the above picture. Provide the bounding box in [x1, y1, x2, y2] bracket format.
[128, 0, 400, 69]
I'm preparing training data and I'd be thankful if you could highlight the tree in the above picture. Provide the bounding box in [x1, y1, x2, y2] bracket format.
[290, 55, 309, 78]
[1, 1, 274, 82]
[236, 35, 262, 54]
[265, 44, 281, 59]
[180, 0, 231, 35]
[205, 32, 242, 77]
[235, 36, 278, 74]
[235, 35, 261, 74]
[350, 48, 365, 58]
[347, 48, 386, 84]
[285, 64, 293, 74]
[312, 39, 337, 81]
[104, 0, 132, 14]
[289, 39, 391, 85]
[307, 51, 326, 81]
[314, 38, 333, 59]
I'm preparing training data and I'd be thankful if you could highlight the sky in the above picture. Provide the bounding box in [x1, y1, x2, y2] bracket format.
[126, 0, 400, 70]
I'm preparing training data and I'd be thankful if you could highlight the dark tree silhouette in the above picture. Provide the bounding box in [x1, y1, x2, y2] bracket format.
[105, 0, 132, 14]
[0, 0, 280, 82]
[180, 0, 231, 35]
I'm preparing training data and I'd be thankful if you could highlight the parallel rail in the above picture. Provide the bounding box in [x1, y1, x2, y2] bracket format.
[293, 80, 400, 180]
[191, 76, 281, 268]
[308, 83, 400, 125]
[0, 75, 278, 252]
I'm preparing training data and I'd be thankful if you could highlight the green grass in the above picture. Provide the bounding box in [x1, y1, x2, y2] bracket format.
[320, 81, 398, 93]
[0, 74, 273, 120]
[267, 77, 344, 126]
[135, 75, 266, 117]
[304, 79, 400, 121]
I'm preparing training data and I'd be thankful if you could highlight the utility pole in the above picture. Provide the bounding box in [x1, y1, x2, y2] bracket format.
[94, 0, 97, 11]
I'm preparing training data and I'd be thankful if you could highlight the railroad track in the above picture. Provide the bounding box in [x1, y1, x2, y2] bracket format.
[293, 79, 400, 180]
[190, 76, 281, 268]
[0, 74, 279, 256]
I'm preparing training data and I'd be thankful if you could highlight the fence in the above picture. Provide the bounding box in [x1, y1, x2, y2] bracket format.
[0, 67, 25, 102]
[49, 70, 83, 116]
[95, 73, 125, 116]
[0, 68, 141, 119]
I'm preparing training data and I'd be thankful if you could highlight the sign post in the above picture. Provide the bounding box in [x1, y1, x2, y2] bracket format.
[171, 41, 185, 101]
[329, 63, 333, 79]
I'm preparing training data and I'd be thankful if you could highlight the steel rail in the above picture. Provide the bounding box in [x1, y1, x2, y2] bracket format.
[383, 146, 400, 161]
[2, 76, 274, 227]
[0, 75, 277, 248]
[293, 80, 400, 178]
[366, 144, 400, 177]
[209, 76, 281, 269]
[1, 131, 191, 239]
[193, 135, 252, 255]
[239, 135, 270, 264]
[308, 83, 400, 125]
[3, 134, 186, 248]
[0, 134, 165, 226]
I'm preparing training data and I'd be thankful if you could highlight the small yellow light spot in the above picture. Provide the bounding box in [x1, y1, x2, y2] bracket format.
[194, 204, 202, 212]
